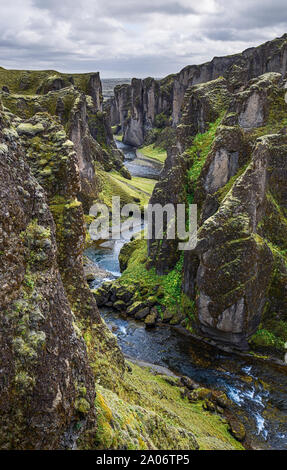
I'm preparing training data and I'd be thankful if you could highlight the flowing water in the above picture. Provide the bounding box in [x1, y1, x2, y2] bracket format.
[85, 139, 287, 450]
[116, 140, 162, 179]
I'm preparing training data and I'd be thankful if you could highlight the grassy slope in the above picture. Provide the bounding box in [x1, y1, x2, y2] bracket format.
[139, 144, 167, 163]
[111, 171, 156, 195]
[80, 358, 243, 450]
[97, 169, 154, 210]
[0, 66, 99, 95]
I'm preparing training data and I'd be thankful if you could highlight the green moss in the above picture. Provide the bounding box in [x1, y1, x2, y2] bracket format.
[154, 112, 171, 129]
[248, 87, 287, 140]
[114, 134, 123, 142]
[187, 117, 222, 203]
[0, 143, 8, 155]
[216, 163, 249, 203]
[79, 361, 243, 450]
[75, 397, 91, 414]
[249, 328, 285, 351]
[0, 66, 99, 97]
[8, 219, 49, 397]
[88, 111, 108, 149]
[14, 371, 36, 393]
[139, 144, 167, 163]
[118, 240, 193, 319]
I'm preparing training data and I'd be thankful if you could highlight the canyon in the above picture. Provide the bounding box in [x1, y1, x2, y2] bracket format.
[0, 33, 287, 450]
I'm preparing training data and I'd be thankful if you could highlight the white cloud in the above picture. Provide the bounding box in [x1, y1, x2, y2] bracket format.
[0, 0, 286, 77]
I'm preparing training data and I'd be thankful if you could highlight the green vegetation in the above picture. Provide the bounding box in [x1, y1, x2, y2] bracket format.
[249, 87, 287, 140]
[88, 111, 108, 150]
[111, 171, 156, 195]
[97, 168, 151, 209]
[118, 239, 195, 324]
[216, 163, 249, 203]
[0, 66, 100, 97]
[79, 360, 243, 450]
[250, 327, 286, 351]
[187, 117, 222, 203]
[139, 144, 167, 163]
[154, 112, 171, 129]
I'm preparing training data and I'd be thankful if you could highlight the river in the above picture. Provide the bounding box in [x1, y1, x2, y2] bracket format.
[85, 139, 287, 450]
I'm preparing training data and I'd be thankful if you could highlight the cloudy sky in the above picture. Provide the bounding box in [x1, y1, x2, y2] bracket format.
[0, 0, 286, 77]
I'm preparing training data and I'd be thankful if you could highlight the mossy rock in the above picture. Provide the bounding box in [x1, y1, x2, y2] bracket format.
[113, 300, 126, 312]
[134, 307, 150, 320]
[145, 309, 158, 328]
[126, 301, 147, 316]
[227, 417, 246, 442]
[17, 122, 44, 136]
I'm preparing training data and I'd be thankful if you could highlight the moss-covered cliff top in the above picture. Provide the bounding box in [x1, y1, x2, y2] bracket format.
[0, 66, 101, 96]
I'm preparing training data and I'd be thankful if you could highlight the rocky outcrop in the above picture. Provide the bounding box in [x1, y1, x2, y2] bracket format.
[111, 33, 287, 147]
[0, 105, 95, 449]
[191, 133, 286, 349]
[0, 70, 130, 211]
[148, 77, 233, 274]
[111, 76, 173, 146]
[0, 67, 103, 109]
[146, 67, 287, 352]
[0, 68, 127, 448]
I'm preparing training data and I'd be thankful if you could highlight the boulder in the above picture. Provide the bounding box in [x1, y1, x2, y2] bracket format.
[180, 376, 200, 391]
[113, 300, 127, 312]
[145, 308, 158, 328]
[92, 287, 110, 307]
[17, 122, 45, 137]
[162, 309, 174, 323]
[85, 272, 96, 281]
[135, 307, 150, 320]
[211, 391, 232, 409]
[126, 301, 147, 316]
[188, 388, 211, 402]
[228, 417, 246, 442]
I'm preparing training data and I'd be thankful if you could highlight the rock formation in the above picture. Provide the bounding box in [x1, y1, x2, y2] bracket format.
[0, 68, 126, 449]
[1, 33, 287, 450]
[147, 67, 287, 352]
[0, 67, 129, 211]
[0, 104, 95, 449]
[110, 33, 287, 147]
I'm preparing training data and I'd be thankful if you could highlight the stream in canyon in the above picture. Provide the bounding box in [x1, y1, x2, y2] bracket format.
[85, 139, 287, 450]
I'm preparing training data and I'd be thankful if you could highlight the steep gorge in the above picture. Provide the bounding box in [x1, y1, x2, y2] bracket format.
[109, 33, 287, 147]
[103, 35, 287, 359]
[1, 33, 287, 450]
[0, 66, 244, 450]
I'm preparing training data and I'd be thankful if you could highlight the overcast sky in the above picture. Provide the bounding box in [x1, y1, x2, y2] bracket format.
[0, 0, 286, 78]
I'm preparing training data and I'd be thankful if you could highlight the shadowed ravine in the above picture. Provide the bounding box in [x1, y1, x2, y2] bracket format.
[85, 140, 287, 450]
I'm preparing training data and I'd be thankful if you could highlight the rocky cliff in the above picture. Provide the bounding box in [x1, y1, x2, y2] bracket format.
[0, 104, 96, 449]
[146, 68, 287, 353]
[0, 67, 129, 211]
[110, 33, 287, 147]
[0, 68, 127, 448]
[0, 65, 239, 451]
[103, 47, 287, 356]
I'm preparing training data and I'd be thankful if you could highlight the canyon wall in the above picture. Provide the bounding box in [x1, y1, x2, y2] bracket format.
[147, 68, 287, 351]
[0, 104, 96, 449]
[0, 68, 125, 448]
[110, 33, 287, 146]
